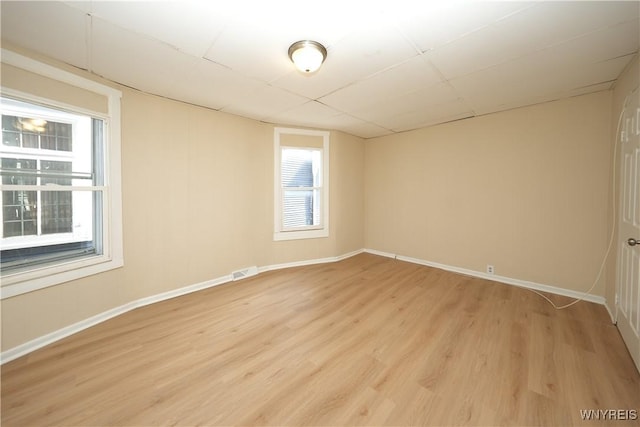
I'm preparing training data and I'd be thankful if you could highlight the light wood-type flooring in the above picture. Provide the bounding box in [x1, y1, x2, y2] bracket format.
[2, 253, 639, 426]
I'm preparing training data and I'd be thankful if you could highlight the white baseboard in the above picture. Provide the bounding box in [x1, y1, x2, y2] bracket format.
[1, 249, 364, 364]
[134, 275, 233, 308]
[363, 248, 606, 305]
[362, 248, 396, 259]
[0, 302, 136, 365]
[0, 275, 234, 364]
[258, 249, 364, 273]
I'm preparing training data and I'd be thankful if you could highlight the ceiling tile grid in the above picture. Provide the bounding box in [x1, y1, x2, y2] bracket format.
[1, 1, 638, 139]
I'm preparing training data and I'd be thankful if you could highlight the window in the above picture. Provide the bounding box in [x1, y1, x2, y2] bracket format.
[1, 49, 122, 298]
[274, 128, 329, 241]
[1, 98, 101, 270]
[281, 148, 322, 229]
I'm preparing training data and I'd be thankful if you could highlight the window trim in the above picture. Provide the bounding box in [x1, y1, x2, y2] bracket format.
[0, 49, 123, 299]
[273, 127, 329, 241]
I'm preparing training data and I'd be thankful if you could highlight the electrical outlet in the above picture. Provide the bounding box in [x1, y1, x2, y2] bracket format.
[486, 265, 495, 275]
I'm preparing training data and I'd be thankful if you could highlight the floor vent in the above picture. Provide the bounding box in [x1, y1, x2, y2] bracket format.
[231, 266, 258, 281]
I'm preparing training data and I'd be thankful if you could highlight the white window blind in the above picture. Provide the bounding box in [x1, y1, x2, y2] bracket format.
[281, 148, 322, 229]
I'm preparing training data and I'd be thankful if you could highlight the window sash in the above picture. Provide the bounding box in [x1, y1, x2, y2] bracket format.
[279, 146, 322, 232]
[1, 97, 105, 276]
[281, 187, 323, 231]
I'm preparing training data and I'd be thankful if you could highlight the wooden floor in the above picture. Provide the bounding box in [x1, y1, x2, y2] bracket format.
[2, 254, 639, 426]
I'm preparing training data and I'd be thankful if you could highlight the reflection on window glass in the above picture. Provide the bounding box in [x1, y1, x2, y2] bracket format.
[2, 115, 72, 151]
[1, 158, 37, 237]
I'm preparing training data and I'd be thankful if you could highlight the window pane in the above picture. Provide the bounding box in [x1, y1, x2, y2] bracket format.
[2, 116, 20, 147]
[283, 189, 320, 228]
[22, 132, 39, 149]
[4, 220, 37, 238]
[2, 131, 20, 147]
[1, 158, 38, 238]
[41, 191, 73, 234]
[281, 148, 321, 188]
[2, 115, 18, 131]
[282, 149, 312, 187]
[2, 192, 38, 236]
[41, 121, 72, 152]
[41, 160, 72, 185]
[1, 158, 37, 185]
[40, 134, 55, 150]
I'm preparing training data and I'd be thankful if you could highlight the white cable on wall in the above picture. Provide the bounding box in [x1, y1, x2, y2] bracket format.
[529, 88, 637, 311]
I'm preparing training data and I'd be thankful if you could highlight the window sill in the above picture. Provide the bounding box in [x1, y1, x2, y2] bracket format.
[273, 228, 329, 241]
[0, 255, 123, 299]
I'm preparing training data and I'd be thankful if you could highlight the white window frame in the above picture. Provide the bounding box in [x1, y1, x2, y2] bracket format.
[0, 49, 123, 299]
[274, 127, 329, 241]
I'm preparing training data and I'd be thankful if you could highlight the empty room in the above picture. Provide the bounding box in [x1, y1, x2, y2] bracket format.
[1, 1, 639, 425]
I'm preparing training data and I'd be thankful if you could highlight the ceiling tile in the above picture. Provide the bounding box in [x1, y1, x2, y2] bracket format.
[376, 98, 474, 132]
[447, 18, 638, 114]
[90, 17, 199, 96]
[264, 101, 344, 128]
[334, 119, 393, 139]
[428, 2, 639, 79]
[203, 22, 295, 83]
[164, 60, 264, 111]
[220, 85, 310, 122]
[318, 55, 443, 113]
[547, 19, 640, 65]
[350, 82, 464, 123]
[450, 52, 633, 115]
[398, 1, 536, 52]
[1, 1, 89, 69]
[266, 99, 394, 138]
[88, 1, 223, 57]
[565, 81, 616, 98]
[62, 1, 91, 13]
[551, 55, 632, 94]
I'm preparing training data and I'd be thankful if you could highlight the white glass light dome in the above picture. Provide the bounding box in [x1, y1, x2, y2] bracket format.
[288, 40, 327, 74]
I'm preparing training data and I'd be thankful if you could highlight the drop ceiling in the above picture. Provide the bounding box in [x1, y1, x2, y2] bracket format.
[1, 1, 638, 138]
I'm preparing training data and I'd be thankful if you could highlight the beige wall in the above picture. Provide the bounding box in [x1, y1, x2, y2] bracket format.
[365, 91, 613, 294]
[0, 51, 365, 351]
[606, 55, 639, 309]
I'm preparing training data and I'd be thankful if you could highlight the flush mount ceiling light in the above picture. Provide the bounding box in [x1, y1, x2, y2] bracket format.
[288, 40, 327, 74]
